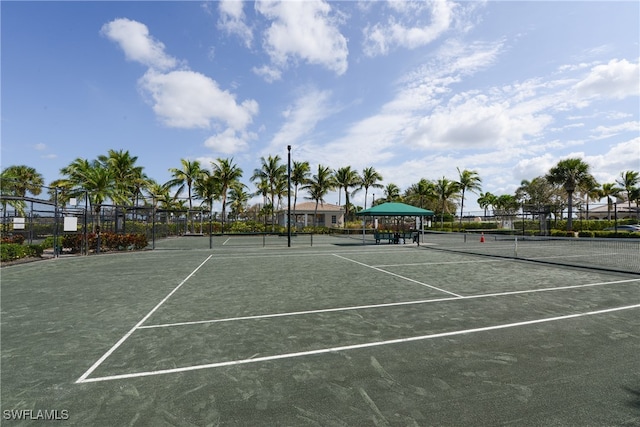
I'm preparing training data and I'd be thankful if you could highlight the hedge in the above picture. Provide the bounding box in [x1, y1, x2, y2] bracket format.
[62, 232, 148, 253]
[1, 243, 44, 262]
[1, 234, 25, 245]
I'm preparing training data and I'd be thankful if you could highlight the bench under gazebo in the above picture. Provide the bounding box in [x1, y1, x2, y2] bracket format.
[356, 202, 434, 244]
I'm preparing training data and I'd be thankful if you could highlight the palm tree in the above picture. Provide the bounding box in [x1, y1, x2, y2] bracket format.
[545, 158, 593, 231]
[251, 155, 286, 231]
[494, 194, 520, 227]
[274, 172, 288, 213]
[168, 159, 205, 233]
[146, 180, 174, 209]
[616, 170, 639, 213]
[383, 183, 402, 202]
[477, 192, 497, 219]
[359, 167, 383, 210]
[334, 166, 361, 226]
[168, 159, 204, 210]
[211, 158, 243, 231]
[98, 149, 151, 226]
[456, 168, 482, 224]
[404, 178, 436, 209]
[291, 160, 311, 226]
[253, 177, 270, 226]
[1, 165, 44, 219]
[59, 158, 117, 232]
[515, 177, 556, 221]
[434, 177, 460, 228]
[580, 176, 601, 221]
[98, 149, 144, 205]
[1, 165, 45, 197]
[193, 171, 220, 232]
[228, 184, 250, 221]
[600, 183, 621, 220]
[302, 165, 335, 227]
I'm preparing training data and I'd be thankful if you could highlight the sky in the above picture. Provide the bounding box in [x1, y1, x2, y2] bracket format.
[2, 0, 639, 214]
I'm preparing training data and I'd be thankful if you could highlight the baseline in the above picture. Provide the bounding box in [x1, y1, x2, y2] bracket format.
[75, 254, 214, 384]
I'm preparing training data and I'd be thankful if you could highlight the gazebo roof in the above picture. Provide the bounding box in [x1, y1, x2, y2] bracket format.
[356, 202, 434, 217]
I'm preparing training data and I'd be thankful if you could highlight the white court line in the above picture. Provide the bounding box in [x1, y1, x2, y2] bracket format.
[138, 278, 640, 329]
[76, 303, 640, 383]
[208, 248, 404, 260]
[222, 238, 231, 245]
[333, 253, 463, 298]
[75, 254, 214, 384]
[372, 259, 510, 268]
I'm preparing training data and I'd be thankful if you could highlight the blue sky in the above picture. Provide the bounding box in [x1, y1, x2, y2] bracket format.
[2, 1, 639, 213]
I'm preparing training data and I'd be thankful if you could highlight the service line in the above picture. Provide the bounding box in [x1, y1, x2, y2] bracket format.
[78, 303, 640, 383]
[332, 253, 463, 297]
[75, 254, 214, 384]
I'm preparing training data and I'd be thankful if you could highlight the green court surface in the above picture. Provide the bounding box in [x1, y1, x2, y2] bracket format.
[2, 236, 639, 426]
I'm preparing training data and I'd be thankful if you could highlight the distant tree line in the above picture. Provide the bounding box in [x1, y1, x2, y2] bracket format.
[1, 152, 638, 231]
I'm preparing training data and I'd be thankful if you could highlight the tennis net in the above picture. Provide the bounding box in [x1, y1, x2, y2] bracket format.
[420, 231, 640, 274]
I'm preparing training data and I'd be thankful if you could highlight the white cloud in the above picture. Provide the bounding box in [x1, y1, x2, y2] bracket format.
[139, 69, 258, 130]
[268, 89, 334, 149]
[256, 0, 348, 76]
[101, 18, 177, 71]
[390, 39, 505, 113]
[591, 121, 640, 139]
[586, 138, 640, 185]
[102, 17, 259, 132]
[513, 153, 557, 182]
[252, 64, 282, 83]
[203, 128, 252, 154]
[574, 59, 640, 100]
[363, 0, 455, 56]
[218, 0, 253, 48]
[34, 143, 47, 151]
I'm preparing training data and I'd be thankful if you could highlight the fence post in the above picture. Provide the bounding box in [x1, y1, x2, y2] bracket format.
[53, 187, 59, 258]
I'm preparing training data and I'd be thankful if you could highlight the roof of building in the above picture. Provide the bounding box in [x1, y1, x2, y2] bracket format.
[287, 201, 344, 213]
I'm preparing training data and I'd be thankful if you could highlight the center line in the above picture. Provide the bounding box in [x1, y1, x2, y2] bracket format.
[332, 253, 462, 298]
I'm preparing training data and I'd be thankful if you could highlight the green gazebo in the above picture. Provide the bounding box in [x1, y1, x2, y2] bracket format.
[356, 202, 434, 244]
[356, 202, 435, 217]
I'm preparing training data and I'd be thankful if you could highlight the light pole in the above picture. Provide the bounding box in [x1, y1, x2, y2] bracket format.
[287, 145, 292, 248]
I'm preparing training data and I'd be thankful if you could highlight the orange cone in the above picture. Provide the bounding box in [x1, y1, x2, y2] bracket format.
[480, 232, 485, 243]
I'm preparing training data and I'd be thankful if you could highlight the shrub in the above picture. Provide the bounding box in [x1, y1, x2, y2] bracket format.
[0, 243, 43, 262]
[458, 222, 499, 231]
[550, 230, 577, 238]
[1, 234, 25, 244]
[41, 236, 55, 248]
[61, 232, 148, 252]
[228, 221, 265, 233]
[301, 226, 331, 234]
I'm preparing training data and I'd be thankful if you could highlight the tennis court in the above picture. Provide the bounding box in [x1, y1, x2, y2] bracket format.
[2, 234, 639, 425]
